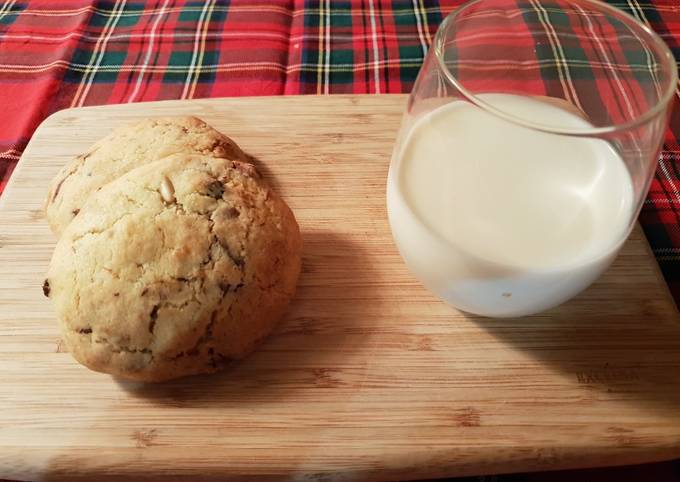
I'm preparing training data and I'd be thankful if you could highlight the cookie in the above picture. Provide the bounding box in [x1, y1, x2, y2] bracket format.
[44, 153, 302, 382]
[45, 116, 247, 236]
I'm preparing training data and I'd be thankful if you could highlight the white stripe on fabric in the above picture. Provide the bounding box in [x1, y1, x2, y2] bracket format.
[324, 0, 331, 94]
[316, 0, 324, 94]
[181, 0, 212, 99]
[188, 0, 217, 99]
[418, 0, 432, 45]
[626, 0, 663, 99]
[127, 0, 169, 103]
[0, 148, 21, 157]
[367, 0, 381, 94]
[72, 0, 127, 107]
[411, 0, 428, 56]
[574, 4, 636, 120]
[528, 0, 573, 104]
[529, 0, 583, 111]
[0, 0, 16, 20]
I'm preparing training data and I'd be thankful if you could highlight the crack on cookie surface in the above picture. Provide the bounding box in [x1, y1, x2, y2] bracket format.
[148, 305, 159, 334]
[50, 164, 79, 203]
[70, 211, 135, 244]
[202, 235, 217, 267]
[93, 336, 153, 355]
[221, 241, 245, 269]
[170, 308, 222, 363]
[50, 147, 97, 200]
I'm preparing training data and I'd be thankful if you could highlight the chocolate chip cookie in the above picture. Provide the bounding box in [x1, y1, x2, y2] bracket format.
[45, 153, 301, 382]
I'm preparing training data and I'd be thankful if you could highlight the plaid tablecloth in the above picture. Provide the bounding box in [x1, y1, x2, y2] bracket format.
[0, 1, 679, 480]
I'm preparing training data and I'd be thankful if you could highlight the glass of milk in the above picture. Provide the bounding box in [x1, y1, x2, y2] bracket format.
[387, 0, 677, 317]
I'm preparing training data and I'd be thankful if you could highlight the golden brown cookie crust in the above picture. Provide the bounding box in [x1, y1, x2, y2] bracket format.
[45, 116, 247, 236]
[45, 154, 301, 382]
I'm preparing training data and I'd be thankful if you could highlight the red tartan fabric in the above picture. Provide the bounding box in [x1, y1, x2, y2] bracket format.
[0, 1, 680, 480]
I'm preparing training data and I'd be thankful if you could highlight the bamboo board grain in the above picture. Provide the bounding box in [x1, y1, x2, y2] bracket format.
[2, 95, 680, 482]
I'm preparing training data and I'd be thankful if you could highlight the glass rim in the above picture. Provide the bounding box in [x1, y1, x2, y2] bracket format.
[432, 0, 679, 136]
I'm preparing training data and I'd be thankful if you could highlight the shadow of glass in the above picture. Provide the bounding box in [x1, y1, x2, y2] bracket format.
[465, 266, 680, 419]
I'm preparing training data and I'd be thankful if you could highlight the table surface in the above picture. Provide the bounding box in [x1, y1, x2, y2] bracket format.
[1, 1, 680, 481]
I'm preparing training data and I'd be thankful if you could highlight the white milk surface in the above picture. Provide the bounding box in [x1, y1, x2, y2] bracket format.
[387, 94, 634, 317]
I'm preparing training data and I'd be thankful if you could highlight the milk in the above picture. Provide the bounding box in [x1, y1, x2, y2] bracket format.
[387, 94, 635, 317]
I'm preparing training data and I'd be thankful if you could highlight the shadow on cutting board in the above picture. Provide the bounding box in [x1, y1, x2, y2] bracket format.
[241, 151, 281, 193]
[116, 230, 378, 407]
[466, 254, 680, 419]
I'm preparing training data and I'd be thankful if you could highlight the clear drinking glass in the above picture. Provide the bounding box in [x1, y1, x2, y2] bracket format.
[387, 0, 677, 317]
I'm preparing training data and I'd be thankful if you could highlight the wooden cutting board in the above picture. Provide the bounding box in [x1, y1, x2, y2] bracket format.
[2, 95, 680, 482]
